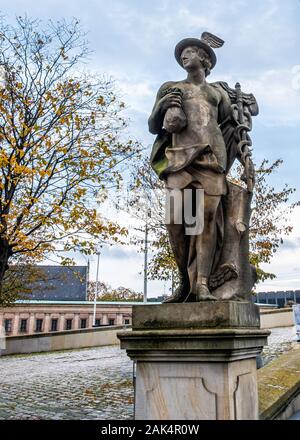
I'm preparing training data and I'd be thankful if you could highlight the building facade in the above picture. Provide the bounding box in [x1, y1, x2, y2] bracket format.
[0, 300, 136, 336]
[255, 290, 300, 307]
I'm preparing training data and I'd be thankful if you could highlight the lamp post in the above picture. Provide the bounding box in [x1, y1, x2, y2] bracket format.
[143, 205, 152, 303]
[92, 245, 101, 327]
[143, 212, 148, 304]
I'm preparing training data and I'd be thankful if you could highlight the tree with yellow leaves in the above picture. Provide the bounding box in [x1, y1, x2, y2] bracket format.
[0, 16, 140, 304]
[87, 280, 143, 302]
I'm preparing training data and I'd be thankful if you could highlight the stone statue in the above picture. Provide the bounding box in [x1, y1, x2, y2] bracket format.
[149, 32, 259, 303]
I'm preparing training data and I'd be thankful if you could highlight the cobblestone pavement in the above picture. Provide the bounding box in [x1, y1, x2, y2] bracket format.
[0, 346, 134, 420]
[261, 326, 295, 366]
[0, 327, 296, 420]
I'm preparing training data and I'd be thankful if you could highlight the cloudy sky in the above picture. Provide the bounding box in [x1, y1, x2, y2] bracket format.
[3, 0, 300, 296]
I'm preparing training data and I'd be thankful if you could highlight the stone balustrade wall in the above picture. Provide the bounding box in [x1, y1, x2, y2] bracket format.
[0, 325, 131, 356]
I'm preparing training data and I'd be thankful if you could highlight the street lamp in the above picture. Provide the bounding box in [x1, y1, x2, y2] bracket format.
[143, 206, 151, 303]
[92, 243, 101, 327]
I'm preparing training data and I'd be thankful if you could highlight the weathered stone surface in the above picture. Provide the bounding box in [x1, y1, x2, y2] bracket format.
[118, 326, 269, 420]
[134, 357, 258, 420]
[118, 301, 269, 420]
[258, 344, 300, 420]
[132, 301, 260, 330]
[118, 327, 269, 362]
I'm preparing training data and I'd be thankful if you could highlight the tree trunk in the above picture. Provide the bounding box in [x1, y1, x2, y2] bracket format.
[0, 237, 12, 288]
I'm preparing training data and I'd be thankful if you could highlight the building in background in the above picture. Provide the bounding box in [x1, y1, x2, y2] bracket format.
[254, 290, 300, 307]
[0, 300, 134, 336]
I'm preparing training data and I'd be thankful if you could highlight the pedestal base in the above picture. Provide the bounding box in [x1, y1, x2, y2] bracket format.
[118, 302, 269, 420]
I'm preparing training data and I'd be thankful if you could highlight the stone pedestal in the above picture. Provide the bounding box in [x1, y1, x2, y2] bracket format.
[118, 301, 269, 420]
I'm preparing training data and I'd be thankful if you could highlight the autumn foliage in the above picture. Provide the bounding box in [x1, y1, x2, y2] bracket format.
[0, 16, 139, 303]
[88, 281, 143, 302]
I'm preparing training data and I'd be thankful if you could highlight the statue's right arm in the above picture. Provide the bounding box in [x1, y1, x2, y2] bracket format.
[148, 81, 177, 135]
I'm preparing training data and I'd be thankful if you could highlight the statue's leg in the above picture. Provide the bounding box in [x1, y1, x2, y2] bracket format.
[190, 194, 221, 301]
[166, 225, 189, 275]
[164, 189, 190, 303]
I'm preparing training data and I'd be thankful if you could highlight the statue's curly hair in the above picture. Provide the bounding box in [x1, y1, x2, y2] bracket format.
[194, 47, 213, 76]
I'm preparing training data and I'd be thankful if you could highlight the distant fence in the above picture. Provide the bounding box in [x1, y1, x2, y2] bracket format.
[0, 325, 131, 356]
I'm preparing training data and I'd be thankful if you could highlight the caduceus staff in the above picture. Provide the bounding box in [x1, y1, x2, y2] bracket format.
[235, 82, 254, 193]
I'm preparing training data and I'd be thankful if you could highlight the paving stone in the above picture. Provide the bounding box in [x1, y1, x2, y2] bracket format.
[0, 346, 134, 420]
[261, 327, 295, 366]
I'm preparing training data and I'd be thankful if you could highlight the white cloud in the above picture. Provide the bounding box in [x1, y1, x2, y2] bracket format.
[242, 68, 300, 126]
[118, 78, 153, 115]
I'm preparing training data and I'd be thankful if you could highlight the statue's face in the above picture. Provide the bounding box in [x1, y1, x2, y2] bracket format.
[180, 46, 202, 71]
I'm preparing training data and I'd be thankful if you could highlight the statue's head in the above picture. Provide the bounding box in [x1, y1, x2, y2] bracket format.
[180, 46, 213, 77]
[175, 33, 224, 76]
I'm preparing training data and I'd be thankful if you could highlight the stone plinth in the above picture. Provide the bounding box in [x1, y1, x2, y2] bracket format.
[118, 301, 269, 420]
[132, 301, 260, 330]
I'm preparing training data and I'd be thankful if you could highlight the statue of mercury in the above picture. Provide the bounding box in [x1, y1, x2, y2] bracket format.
[149, 33, 259, 303]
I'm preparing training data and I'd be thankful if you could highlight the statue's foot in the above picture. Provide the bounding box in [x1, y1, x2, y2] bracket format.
[195, 283, 217, 302]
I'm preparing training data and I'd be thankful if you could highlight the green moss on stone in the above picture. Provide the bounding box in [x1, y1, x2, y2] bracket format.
[258, 345, 300, 419]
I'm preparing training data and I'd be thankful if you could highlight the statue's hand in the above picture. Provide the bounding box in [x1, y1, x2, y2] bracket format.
[159, 91, 182, 113]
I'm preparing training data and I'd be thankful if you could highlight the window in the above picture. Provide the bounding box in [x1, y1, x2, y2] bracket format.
[51, 319, 58, 332]
[66, 319, 72, 330]
[4, 319, 12, 333]
[20, 319, 27, 332]
[124, 319, 130, 325]
[95, 319, 101, 327]
[80, 319, 87, 329]
[108, 319, 115, 326]
[35, 319, 43, 332]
